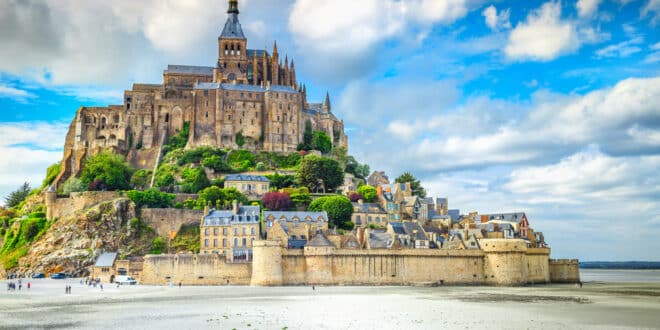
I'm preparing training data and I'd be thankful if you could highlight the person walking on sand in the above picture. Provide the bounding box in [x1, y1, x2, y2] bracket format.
[179, 282, 182, 288]
[27, 282, 30, 290]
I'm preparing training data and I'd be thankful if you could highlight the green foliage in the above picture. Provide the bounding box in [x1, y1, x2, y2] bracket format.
[308, 195, 353, 229]
[0, 212, 50, 270]
[126, 189, 175, 208]
[4, 182, 31, 208]
[183, 198, 198, 210]
[42, 163, 61, 189]
[395, 172, 426, 198]
[357, 185, 378, 203]
[235, 130, 246, 148]
[227, 150, 255, 170]
[296, 155, 343, 192]
[179, 147, 226, 166]
[255, 162, 266, 171]
[80, 152, 134, 191]
[170, 224, 200, 253]
[130, 169, 153, 190]
[300, 120, 314, 150]
[202, 155, 233, 173]
[312, 131, 332, 154]
[151, 237, 165, 254]
[162, 122, 190, 154]
[180, 167, 210, 193]
[345, 156, 370, 180]
[197, 186, 248, 209]
[331, 146, 348, 170]
[289, 191, 311, 208]
[62, 178, 85, 194]
[265, 173, 296, 190]
[154, 164, 178, 188]
[254, 152, 301, 170]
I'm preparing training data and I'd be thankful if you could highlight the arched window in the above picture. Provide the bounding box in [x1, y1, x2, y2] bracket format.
[205, 228, 209, 235]
[164, 113, 169, 123]
[242, 238, 246, 246]
[234, 238, 238, 246]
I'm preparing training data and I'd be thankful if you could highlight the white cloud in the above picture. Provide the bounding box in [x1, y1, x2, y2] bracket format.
[0, 121, 68, 205]
[482, 5, 511, 31]
[595, 36, 644, 58]
[505, 2, 580, 61]
[576, 0, 602, 18]
[642, 0, 660, 25]
[0, 84, 34, 100]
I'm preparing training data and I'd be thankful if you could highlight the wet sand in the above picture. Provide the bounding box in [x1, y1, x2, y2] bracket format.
[1, 279, 659, 329]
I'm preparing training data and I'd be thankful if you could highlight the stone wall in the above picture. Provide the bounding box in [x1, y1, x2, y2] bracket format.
[47, 191, 124, 220]
[549, 259, 580, 283]
[140, 208, 203, 237]
[140, 254, 251, 285]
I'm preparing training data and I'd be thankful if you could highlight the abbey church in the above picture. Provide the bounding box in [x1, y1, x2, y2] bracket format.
[53, 0, 347, 187]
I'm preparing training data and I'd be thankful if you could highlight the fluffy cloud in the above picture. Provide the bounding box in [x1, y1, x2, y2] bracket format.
[0, 84, 34, 101]
[576, 0, 602, 17]
[642, 0, 660, 25]
[482, 5, 511, 31]
[0, 121, 67, 204]
[505, 2, 580, 61]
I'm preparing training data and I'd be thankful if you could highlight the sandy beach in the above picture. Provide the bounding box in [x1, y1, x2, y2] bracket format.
[1, 274, 660, 330]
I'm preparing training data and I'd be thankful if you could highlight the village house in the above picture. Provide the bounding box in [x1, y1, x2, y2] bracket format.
[199, 202, 260, 261]
[387, 221, 430, 249]
[351, 199, 387, 227]
[92, 252, 117, 283]
[263, 211, 328, 248]
[223, 174, 270, 197]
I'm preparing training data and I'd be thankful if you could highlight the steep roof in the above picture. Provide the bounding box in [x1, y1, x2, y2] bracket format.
[224, 174, 269, 182]
[194, 82, 297, 93]
[306, 231, 334, 247]
[368, 230, 393, 249]
[95, 252, 117, 267]
[403, 222, 429, 240]
[221, 13, 246, 39]
[202, 206, 261, 226]
[351, 202, 387, 214]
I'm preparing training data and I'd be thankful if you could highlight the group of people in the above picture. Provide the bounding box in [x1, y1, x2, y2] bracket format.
[64, 285, 72, 294]
[6, 278, 29, 291]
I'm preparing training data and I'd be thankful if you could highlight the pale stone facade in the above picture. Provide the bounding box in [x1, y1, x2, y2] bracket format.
[223, 174, 269, 197]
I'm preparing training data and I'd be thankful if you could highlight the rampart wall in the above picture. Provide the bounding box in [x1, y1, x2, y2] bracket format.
[140, 208, 203, 237]
[141, 254, 251, 285]
[549, 259, 580, 283]
[47, 191, 123, 220]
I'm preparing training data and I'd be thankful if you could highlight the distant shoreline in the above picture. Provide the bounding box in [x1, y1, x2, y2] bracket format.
[580, 261, 660, 269]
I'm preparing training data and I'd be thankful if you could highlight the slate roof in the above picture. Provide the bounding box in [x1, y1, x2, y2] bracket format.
[351, 202, 386, 214]
[95, 252, 117, 267]
[306, 231, 334, 247]
[368, 230, 393, 249]
[484, 212, 526, 223]
[389, 222, 407, 235]
[247, 49, 268, 58]
[194, 82, 297, 94]
[221, 13, 246, 39]
[202, 206, 261, 226]
[164, 65, 214, 75]
[264, 211, 328, 223]
[403, 222, 428, 240]
[225, 174, 269, 182]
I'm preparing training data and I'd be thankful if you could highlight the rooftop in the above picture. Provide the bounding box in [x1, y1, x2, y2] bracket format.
[224, 174, 269, 182]
[94, 252, 117, 267]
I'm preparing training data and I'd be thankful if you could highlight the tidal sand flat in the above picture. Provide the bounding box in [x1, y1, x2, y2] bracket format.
[1, 278, 660, 329]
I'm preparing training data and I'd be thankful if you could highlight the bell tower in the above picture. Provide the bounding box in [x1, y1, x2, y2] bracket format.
[217, 0, 248, 84]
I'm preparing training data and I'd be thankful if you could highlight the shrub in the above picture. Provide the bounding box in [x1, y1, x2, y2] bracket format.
[162, 122, 189, 154]
[126, 189, 176, 208]
[227, 150, 255, 168]
[180, 167, 210, 193]
[357, 185, 378, 203]
[130, 169, 153, 190]
[265, 173, 296, 189]
[312, 131, 332, 154]
[42, 163, 61, 189]
[202, 155, 233, 173]
[151, 237, 165, 254]
[80, 152, 134, 191]
[262, 192, 292, 211]
[348, 192, 364, 203]
[308, 195, 353, 229]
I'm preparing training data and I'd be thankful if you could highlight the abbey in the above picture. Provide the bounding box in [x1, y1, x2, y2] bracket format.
[53, 0, 347, 187]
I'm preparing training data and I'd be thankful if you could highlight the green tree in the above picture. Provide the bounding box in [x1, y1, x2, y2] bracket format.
[130, 169, 153, 190]
[41, 163, 61, 188]
[151, 237, 165, 254]
[4, 182, 31, 208]
[265, 173, 296, 189]
[357, 185, 378, 203]
[180, 167, 210, 193]
[202, 155, 233, 173]
[298, 120, 313, 150]
[61, 178, 85, 194]
[197, 186, 248, 209]
[395, 172, 426, 198]
[331, 146, 348, 170]
[79, 152, 134, 191]
[308, 195, 353, 229]
[297, 155, 343, 192]
[235, 130, 246, 148]
[312, 131, 332, 154]
[345, 156, 370, 180]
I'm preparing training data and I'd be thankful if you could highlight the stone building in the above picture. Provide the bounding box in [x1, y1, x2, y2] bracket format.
[52, 0, 347, 189]
[263, 211, 328, 247]
[223, 174, 270, 197]
[199, 203, 260, 260]
[92, 252, 117, 283]
[351, 200, 387, 227]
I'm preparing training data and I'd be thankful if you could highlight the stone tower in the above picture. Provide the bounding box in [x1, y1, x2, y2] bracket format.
[250, 240, 283, 286]
[217, 0, 248, 83]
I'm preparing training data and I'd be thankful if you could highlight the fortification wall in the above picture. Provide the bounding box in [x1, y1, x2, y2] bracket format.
[523, 248, 551, 284]
[48, 191, 123, 220]
[278, 248, 486, 286]
[549, 259, 580, 283]
[251, 240, 283, 285]
[141, 254, 251, 285]
[140, 208, 202, 237]
[481, 239, 527, 285]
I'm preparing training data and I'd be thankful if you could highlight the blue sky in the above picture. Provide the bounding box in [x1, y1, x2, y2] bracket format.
[1, 0, 659, 261]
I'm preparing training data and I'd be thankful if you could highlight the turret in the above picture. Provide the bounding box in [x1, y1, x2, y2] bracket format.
[323, 91, 332, 113]
[272, 41, 279, 85]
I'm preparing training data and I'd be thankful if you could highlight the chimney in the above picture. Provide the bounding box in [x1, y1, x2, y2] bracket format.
[232, 200, 239, 214]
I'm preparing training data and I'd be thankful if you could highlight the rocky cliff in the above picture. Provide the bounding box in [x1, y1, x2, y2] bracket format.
[8, 197, 156, 277]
